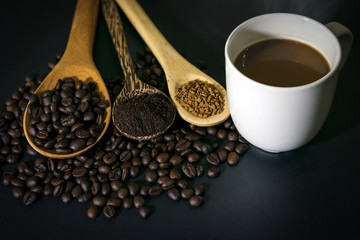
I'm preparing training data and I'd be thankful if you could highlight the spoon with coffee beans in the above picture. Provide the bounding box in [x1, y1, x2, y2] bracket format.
[101, 0, 176, 141]
[23, 0, 111, 159]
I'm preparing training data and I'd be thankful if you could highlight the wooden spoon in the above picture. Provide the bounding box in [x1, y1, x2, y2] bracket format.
[101, 0, 176, 140]
[115, 0, 230, 127]
[23, 0, 111, 159]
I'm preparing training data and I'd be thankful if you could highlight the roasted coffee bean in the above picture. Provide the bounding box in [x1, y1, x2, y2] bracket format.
[103, 205, 116, 218]
[128, 182, 139, 196]
[148, 161, 159, 171]
[187, 153, 200, 163]
[217, 129, 227, 140]
[196, 165, 204, 177]
[117, 188, 129, 200]
[161, 179, 175, 190]
[91, 181, 101, 195]
[107, 197, 122, 208]
[207, 166, 221, 178]
[69, 139, 86, 152]
[53, 184, 64, 197]
[71, 185, 83, 198]
[119, 150, 131, 162]
[217, 149, 228, 162]
[148, 185, 163, 196]
[80, 179, 91, 193]
[87, 205, 99, 219]
[101, 183, 111, 196]
[227, 151, 240, 165]
[109, 168, 121, 181]
[189, 195, 204, 207]
[93, 196, 106, 207]
[201, 143, 213, 155]
[181, 188, 194, 199]
[11, 178, 25, 188]
[2, 174, 15, 186]
[224, 141, 235, 152]
[167, 188, 181, 201]
[169, 168, 181, 180]
[23, 191, 37, 205]
[17, 173, 29, 181]
[2, 174, 14, 186]
[169, 155, 182, 166]
[78, 192, 92, 203]
[61, 115, 76, 127]
[194, 183, 205, 196]
[123, 198, 133, 209]
[206, 153, 220, 166]
[12, 187, 25, 199]
[175, 139, 191, 152]
[139, 206, 150, 218]
[182, 163, 196, 178]
[156, 152, 169, 163]
[65, 181, 75, 193]
[6, 153, 20, 164]
[157, 176, 169, 185]
[133, 195, 145, 208]
[75, 129, 90, 139]
[72, 167, 87, 178]
[43, 183, 54, 196]
[61, 192, 73, 204]
[177, 179, 188, 189]
[227, 132, 238, 141]
[139, 185, 150, 197]
[207, 126, 217, 135]
[185, 132, 201, 141]
[26, 176, 41, 189]
[235, 143, 248, 155]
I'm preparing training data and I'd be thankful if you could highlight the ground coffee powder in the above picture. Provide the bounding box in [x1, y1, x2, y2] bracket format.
[113, 93, 175, 138]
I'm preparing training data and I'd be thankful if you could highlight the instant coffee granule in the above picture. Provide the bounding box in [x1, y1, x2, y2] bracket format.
[175, 79, 224, 118]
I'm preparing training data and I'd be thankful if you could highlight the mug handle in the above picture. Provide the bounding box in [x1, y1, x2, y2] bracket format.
[326, 22, 353, 69]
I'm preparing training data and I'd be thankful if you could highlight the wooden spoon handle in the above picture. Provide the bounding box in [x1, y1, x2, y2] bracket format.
[115, 0, 185, 74]
[101, 0, 141, 91]
[61, 0, 99, 65]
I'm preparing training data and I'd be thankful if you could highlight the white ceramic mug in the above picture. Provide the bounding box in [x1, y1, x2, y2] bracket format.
[225, 13, 353, 152]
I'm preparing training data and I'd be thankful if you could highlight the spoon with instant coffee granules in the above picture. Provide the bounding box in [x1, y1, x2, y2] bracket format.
[101, 0, 176, 140]
[23, 0, 111, 159]
[115, 0, 230, 127]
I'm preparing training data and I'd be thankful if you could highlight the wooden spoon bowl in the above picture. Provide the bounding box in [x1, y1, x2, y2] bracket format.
[102, 0, 176, 141]
[116, 0, 230, 127]
[23, 0, 111, 159]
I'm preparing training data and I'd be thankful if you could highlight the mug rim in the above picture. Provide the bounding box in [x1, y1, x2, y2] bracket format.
[225, 13, 342, 91]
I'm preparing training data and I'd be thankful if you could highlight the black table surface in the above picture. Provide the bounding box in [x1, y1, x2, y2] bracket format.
[1, 0, 359, 239]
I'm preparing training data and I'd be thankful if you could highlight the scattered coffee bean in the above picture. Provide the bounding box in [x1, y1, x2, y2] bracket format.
[87, 205, 99, 219]
[139, 206, 150, 218]
[189, 195, 204, 207]
[103, 205, 116, 218]
[207, 166, 221, 178]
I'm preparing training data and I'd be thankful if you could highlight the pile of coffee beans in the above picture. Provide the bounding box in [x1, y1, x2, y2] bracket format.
[1, 47, 248, 219]
[27, 78, 109, 154]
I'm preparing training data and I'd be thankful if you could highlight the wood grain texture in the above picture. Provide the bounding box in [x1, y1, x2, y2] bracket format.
[101, 0, 175, 140]
[115, 0, 230, 127]
[23, 0, 111, 159]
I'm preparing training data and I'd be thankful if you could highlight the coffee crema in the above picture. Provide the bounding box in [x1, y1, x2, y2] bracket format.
[233, 39, 330, 87]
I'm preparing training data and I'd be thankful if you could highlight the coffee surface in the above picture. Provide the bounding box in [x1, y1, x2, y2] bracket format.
[234, 39, 330, 87]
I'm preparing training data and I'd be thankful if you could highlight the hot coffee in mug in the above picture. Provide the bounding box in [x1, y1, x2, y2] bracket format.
[233, 39, 330, 87]
[225, 13, 353, 152]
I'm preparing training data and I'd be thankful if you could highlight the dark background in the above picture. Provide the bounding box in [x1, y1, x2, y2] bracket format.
[0, 0, 359, 239]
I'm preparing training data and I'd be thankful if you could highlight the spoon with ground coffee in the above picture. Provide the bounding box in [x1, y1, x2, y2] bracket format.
[101, 0, 176, 140]
[115, 0, 230, 127]
[23, 0, 111, 159]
